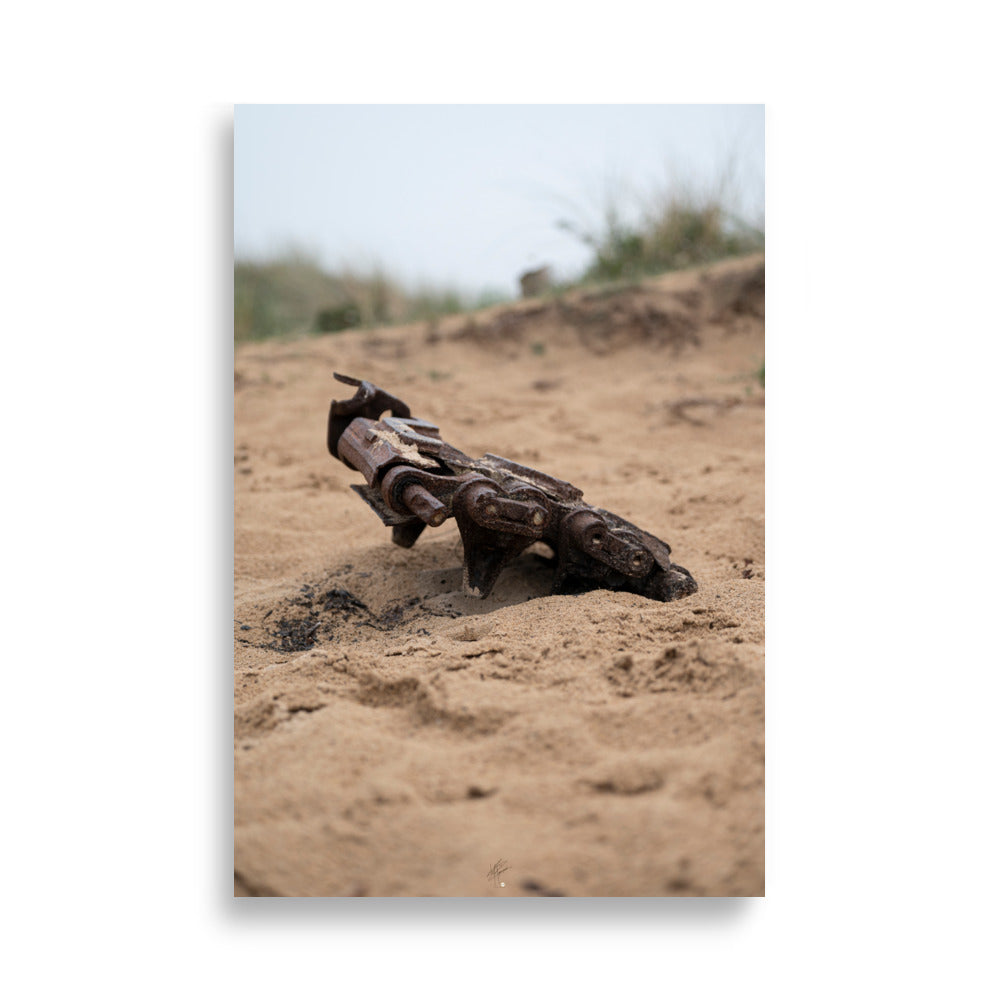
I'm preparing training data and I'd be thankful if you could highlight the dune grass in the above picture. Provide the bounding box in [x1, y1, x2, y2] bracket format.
[235, 187, 763, 342]
[233, 251, 493, 343]
[557, 181, 763, 284]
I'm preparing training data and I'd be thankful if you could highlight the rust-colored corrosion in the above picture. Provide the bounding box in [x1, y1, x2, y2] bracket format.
[327, 373, 698, 602]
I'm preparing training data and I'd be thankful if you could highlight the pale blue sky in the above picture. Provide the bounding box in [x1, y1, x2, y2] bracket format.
[235, 105, 763, 297]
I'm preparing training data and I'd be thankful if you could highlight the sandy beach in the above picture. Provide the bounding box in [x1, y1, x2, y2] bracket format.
[234, 254, 764, 896]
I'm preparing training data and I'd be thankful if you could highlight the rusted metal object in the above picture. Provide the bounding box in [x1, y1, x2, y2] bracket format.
[327, 373, 698, 602]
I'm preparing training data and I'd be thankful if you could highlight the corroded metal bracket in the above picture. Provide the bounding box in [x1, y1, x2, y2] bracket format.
[327, 373, 697, 602]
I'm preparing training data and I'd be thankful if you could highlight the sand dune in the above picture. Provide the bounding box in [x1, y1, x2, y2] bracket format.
[234, 254, 764, 896]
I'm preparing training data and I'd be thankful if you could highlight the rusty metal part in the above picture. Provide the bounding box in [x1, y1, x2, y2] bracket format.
[327, 374, 698, 603]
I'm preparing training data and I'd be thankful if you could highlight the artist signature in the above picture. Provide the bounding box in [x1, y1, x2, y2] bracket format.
[487, 858, 511, 888]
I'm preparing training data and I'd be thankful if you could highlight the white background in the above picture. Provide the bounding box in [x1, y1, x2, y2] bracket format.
[2, 3, 998, 997]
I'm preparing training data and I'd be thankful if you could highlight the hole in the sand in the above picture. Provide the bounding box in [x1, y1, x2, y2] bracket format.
[243, 531, 678, 650]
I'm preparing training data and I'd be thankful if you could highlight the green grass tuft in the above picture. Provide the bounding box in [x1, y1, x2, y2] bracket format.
[558, 191, 763, 285]
[234, 250, 494, 342]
